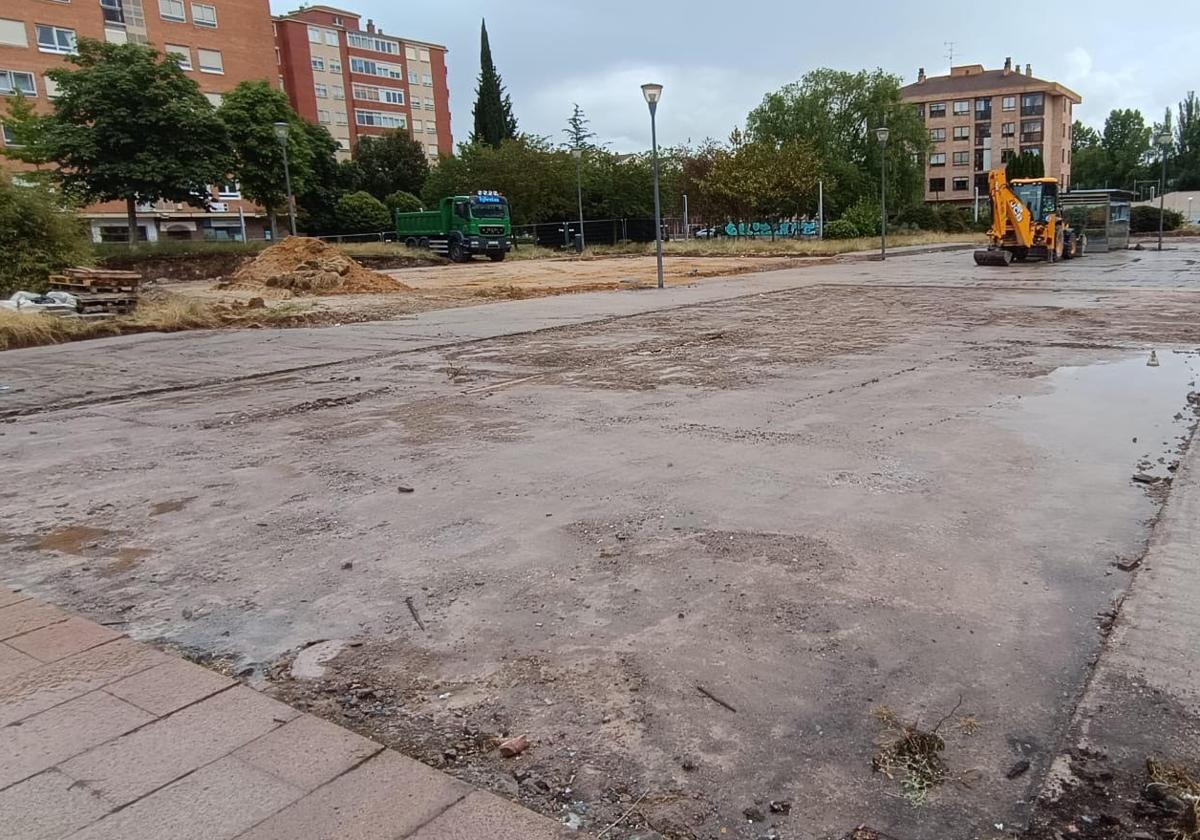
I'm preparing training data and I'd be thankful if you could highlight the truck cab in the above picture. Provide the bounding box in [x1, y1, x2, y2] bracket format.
[395, 191, 513, 262]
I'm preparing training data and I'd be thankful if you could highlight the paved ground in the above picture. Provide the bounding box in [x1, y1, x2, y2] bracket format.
[4, 244, 1200, 839]
[0, 588, 569, 840]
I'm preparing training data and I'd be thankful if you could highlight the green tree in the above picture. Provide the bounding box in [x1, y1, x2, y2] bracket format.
[335, 191, 390, 234]
[470, 20, 517, 147]
[0, 173, 90, 296]
[563, 103, 596, 149]
[1006, 151, 1045, 179]
[1174, 91, 1200, 190]
[2, 39, 230, 246]
[293, 120, 349, 235]
[745, 68, 926, 215]
[695, 129, 822, 222]
[346, 132, 428, 200]
[1072, 120, 1100, 154]
[384, 190, 423, 217]
[217, 81, 314, 236]
[1101, 108, 1151, 190]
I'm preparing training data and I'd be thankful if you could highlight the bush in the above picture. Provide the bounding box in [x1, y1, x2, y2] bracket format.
[335, 191, 391, 234]
[934, 204, 971, 233]
[1130, 204, 1184, 234]
[384, 190, 423, 217]
[896, 203, 939, 231]
[841, 197, 881, 236]
[824, 218, 861, 239]
[0, 175, 90, 297]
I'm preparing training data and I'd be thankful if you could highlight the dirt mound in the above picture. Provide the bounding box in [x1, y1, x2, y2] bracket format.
[227, 237, 410, 296]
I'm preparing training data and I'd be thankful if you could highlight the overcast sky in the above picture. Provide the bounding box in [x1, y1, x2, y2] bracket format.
[271, 0, 1199, 151]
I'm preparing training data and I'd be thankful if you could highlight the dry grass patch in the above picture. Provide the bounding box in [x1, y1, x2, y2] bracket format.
[1146, 758, 1200, 839]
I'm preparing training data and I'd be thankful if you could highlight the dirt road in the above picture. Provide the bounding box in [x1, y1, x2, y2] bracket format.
[4, 247, 1200, 839]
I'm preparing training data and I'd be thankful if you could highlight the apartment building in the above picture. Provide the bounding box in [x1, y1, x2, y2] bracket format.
[0, 0, 278, 241]
[274, 5, 451, 164]
[900, 59, 1081, 204]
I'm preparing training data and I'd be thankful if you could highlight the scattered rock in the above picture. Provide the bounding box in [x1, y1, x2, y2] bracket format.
[743, 806, 765, 822]
[398, 485, 415, 494]
[340, 560, 353, 570]
[769, 800, 792, 814]
[1132, 472, 1160, 484]
[246, 297, 266, 309]
[499, 734, 530, 757]
[1007, 759, 1031, 779]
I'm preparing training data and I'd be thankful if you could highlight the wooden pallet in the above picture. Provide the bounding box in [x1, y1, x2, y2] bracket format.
[47, 267, 141, 314]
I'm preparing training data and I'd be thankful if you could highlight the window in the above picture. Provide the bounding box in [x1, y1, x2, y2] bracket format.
[0, 70, 36, 97]
[953, 100, 969, 115]
[426, 124, 436, 134]
[314, 83, 328, 98]
[974, 97, 991, 115]
[159, 0, 186, 21]
[412, 119, 423, 131]
[953, 126, 969, 140]
[332, 85, 345, 100]
[346, 32, 399, 54]
[1020, 119, 1043, 143]
[352, 84, 403, 104]
[929, 152, 946, 166]
[355, 109, 406, 129]
[425, 97, 434, 110]
[311, 57, 325, 71]
[1002, 96, 1016, 111]
[427, 144, 438, 155]
[36, 25, 76, 54]
[422, 74, 432, 86]
[329, 59, 341, 73]
[928, 102, 946, 118]
[318, 109, 330, 124]
[952, 151, 970, 166]
[1020, 145, 1042, 156]
[323, 30, 337, 45]
[1000, 148, 1015, 163]
[1021, 93, 1044, 116]
[332, 15, 344, 25]
[217, 181, 240, 198]
[1, 124, 22, 147]
[0, 19, 28, 48]
[101, 0, 125, 26]
[405, 46, 417, 60]
[408, 70, 419, 84]
[307, 26, 321, 42]
[929, 177, 946, 192]
[913, 103, 925, 119]
[43, 76, 60, 98]
[349, 57, 403, 79]
[197, 48, 223, 74]
[976, 123, 991, 139]
[929, 128, 946, 142]
[164, 44, 191, 69]
[1001, 122, 1015, 136]
[191, 3, 216, 27]
[334, 110, 347, 125]
[952, 177, 969, 191]
[419, 48, 430, 61]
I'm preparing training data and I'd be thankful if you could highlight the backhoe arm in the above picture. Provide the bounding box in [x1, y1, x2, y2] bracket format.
[988, 169, 1034, 247]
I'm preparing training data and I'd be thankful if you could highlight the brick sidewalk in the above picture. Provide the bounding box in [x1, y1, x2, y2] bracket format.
[0, 587, 571, 840]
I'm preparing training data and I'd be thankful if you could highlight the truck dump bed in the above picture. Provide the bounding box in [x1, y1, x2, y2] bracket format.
[395, 210, 444, 237]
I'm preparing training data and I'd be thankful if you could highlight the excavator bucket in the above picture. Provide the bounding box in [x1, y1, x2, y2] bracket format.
[974, 248, 1013, 267]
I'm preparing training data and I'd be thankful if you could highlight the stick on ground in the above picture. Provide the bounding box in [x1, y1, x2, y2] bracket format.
[405, 596, 426, 631]
[696, 685, 737, 713]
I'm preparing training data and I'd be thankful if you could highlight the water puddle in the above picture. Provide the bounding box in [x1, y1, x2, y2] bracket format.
[1002, 351, 1200, 483]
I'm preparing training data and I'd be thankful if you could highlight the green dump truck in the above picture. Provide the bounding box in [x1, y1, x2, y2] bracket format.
[395, 191, 512, 262]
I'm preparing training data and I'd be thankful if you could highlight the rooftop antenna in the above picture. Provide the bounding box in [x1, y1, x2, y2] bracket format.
[944, 41, 956, 66]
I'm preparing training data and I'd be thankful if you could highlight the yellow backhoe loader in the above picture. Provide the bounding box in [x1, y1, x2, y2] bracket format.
[973, 168, 1084, 266]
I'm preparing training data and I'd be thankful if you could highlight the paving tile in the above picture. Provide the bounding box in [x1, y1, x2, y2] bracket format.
[0, 769, 112, 840]
[408, 791, 570, 840]
[0, 643, 41, 682]
[7, 617, 122, 664]
[0, 601, 67, 642]
[234, 713, 382, 793]
[105, 658, 235, 716]
[0, 638, 167, 727]
[0, 588, 31, 609]
[0, 690, 153, 789]
[60, 685, 298, 807]
[68, 756, 302, 840]
[236, 750, 470, 840]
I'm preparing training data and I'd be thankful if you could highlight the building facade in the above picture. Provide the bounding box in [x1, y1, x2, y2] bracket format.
[0, 0, 278, 241]
[273, 5, 451, 164]
[900, 59, 1081, 204]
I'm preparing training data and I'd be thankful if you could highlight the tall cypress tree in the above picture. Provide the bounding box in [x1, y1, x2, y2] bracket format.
[471, 20, 517, 147]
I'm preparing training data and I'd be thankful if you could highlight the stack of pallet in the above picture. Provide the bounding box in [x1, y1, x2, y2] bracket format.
[47, 268, 141, 315]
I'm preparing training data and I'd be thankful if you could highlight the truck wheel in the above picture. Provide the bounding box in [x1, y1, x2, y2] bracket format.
[448, 240, 467, 262]
[488, 251, 506, 262]
[404, 237, 418, 248]
[418, 237, 429, 249]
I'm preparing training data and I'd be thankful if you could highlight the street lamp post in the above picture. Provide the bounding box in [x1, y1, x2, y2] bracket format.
[876, 125, 890, 261]
[641, 82, 664, 289]
[273, 121, 297, 237]
[1157, 131, 1172, 252]
[571, 147, 585, 252]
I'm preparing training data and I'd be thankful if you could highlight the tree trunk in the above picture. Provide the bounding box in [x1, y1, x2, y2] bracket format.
[268, 208, 278, 239]
[126, 196, 138, 248]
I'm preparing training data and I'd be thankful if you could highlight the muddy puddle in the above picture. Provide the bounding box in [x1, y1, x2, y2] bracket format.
[1000, 350, 1200, 483]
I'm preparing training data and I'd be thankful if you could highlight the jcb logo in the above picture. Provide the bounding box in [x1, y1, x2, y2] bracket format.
[1009, 200, 1025, 222]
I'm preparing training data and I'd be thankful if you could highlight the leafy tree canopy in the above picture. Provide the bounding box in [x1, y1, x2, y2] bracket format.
[0, 173, 89, 295]
[470, 20, 517, 147]
[346, 131, 429, 200]
[336, 190, 391, 234]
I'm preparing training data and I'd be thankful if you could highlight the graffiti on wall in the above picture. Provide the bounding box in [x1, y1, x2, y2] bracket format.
[724, 221, 818, 237]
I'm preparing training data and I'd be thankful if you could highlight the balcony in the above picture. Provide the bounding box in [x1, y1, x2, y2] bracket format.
[1020, 132, 1044, 144]
[974, 108, 992, 121]
[1020, 104, 1044, 117]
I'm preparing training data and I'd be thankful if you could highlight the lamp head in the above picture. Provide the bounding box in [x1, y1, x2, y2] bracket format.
[273, 121, 289, 143]
[876, 126, 890, 145]
[641, 83, 663, 105]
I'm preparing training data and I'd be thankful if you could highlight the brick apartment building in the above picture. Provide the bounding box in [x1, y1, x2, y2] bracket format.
[900, 59, 1082, 204]
[0, 0, 279, 241]
[273, 5, 452, 165]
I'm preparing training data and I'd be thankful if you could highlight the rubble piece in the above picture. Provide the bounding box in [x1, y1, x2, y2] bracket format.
[224, 237, 411, 296]
[498, 735, 530, 757]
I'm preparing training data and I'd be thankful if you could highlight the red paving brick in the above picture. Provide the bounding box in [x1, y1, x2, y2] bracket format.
[235, 750, 470, 840]
[0, 769, 111, 840]
[6, 617, 122, 663]
[0, 588, 31, 609]
[59, 685, 299, 806]
[0, 638, 166, 727]
[0, 690, 153, 789]
[0, 642, 41, 682]
[410, 790, 572, 840]
[234, 713, 382, 793]
[0, 601, 67, 642]
[67, 756, 304, 840]
[105, 658, 235, 716]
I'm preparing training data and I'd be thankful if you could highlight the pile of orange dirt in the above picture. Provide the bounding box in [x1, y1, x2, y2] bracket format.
[226, 237, 412, 296]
